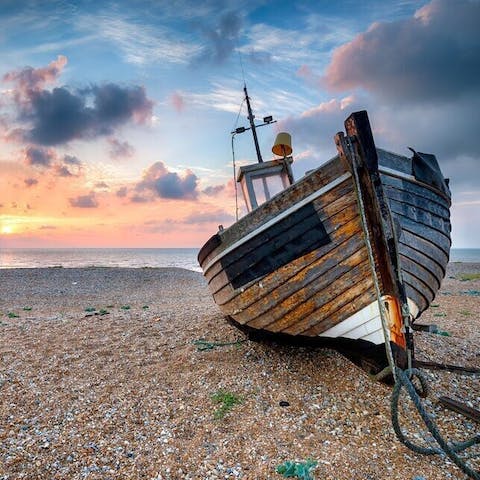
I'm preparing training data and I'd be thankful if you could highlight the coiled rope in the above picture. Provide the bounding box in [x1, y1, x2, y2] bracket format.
[391, 368, 480, 479]
[341, 134, 479, 478]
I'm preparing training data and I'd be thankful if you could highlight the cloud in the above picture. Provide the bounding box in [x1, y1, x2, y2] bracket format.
[194, 11, 242, 64]
[55, 165, 75, 177]
[279, 96, 365, 160]
[3, 55, 67, 97]
[202, 184, 225, 197]
[76, 14, 198, 65]
[69, 192, 98, 208]
[24, 177, 38, 187]
[323, 0, 480, 103]
[131, 194, 150, 203]
[186, 83, 245, 114]
[25, 146, 55, 167]
[135, 161, 199, 200]
[25, 84, 153, 145]
[4, 59, 154, 146]
[63, 154, 81, 165]
[285, 0, 480, 198]
[116, 186, 128, 198]
[181, 209, 235, 224]
[23, 146, 83, 177]
[108, 138, 134, 158]
[145, 208, 235, 233]
[170, 91, 185, 112]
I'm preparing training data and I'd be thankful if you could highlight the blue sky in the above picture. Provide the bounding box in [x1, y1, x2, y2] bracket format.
[0, 0, 479, 247]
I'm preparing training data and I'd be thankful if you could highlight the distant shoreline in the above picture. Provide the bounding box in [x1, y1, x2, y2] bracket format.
[1, 259, 480, 271]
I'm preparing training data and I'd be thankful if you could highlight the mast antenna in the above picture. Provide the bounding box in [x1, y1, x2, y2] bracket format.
[244, 85, 263, 163]
[231, 85, 276, 164]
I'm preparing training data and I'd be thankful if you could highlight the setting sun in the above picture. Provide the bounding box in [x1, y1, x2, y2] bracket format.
[1, 225, 13, 234]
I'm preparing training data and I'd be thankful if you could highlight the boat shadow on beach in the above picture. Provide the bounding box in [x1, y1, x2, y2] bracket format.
[227, 316, 394, 383]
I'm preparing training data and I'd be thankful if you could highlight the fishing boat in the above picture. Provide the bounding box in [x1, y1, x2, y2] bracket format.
[198, 87, 451, 375]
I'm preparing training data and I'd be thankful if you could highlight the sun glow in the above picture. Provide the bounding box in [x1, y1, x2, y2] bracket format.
[1, 225, 13, 234]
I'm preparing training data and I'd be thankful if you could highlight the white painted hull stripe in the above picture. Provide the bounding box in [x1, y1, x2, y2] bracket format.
[318, 297, 419, 345]
[378, 165, 416, 182]
[203, 172, 352, 273]
[318, 300, 385, 345]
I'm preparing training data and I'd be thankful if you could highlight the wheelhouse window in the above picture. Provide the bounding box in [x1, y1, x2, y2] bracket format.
[237, 157, 294, 212]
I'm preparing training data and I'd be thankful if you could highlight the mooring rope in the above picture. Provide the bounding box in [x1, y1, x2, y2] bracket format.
[341, 136, 479, 478]
[391, 368, 480, 479]
[193, 339, 246, 351]
[344, 136, 398, 381]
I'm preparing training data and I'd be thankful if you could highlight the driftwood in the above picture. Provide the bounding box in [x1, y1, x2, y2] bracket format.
[438, 396, 480, 424]
[414, 359, 480, 375]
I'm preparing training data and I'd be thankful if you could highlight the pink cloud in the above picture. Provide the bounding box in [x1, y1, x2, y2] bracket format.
[170, 91, 185, 112]
[323, 0, 480, 103]
[25, 146, 55, 167]
[3, 57, 154, 146]
[69, 191, 99, 208]
[108, 138, 135, 158]
[3, 55, 67, 98]
[135, 161, 199, 201]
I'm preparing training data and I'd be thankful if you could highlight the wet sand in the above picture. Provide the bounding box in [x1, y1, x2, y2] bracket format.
[0, 264, 478, 479]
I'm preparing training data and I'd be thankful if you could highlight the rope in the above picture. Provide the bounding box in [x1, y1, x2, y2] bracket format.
[391, 368, 480, 479]
[345, 137, 397, 380]
[193, 339, 246, 351]
[231, 97, 245, 222]
[231, 134, 239, 221]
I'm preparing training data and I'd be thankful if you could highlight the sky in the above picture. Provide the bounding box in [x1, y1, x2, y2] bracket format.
[0, 0, 479, 248]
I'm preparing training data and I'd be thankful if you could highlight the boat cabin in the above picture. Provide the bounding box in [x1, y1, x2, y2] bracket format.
[237, 132, 294, 212]
[237, 157, 294, 211]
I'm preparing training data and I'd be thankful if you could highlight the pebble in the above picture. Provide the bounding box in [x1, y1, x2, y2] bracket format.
[0, 265, 478, 479]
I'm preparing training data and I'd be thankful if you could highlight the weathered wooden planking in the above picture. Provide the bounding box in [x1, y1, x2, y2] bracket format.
[389, 200, 450, 235]
[397, 243, 445, 285]
[300, 287, 377, 336]
[396, 216, 451, 256]
[205, 178, 354, 283]
[381, 174, 451, 209]
[401, 271, 432, 312]
[377, 148, 412, 175]
[222, 203, 330, 289]
[282, 264, 376, 336]
[399, 255, 439, 296]
[217, 178, 353, 272]
[212, 194, 362, 306]
[398, 230, 449, 270]
[250, 254, 371, 332]
[214, 214, 365, 309]
[231, 232, 367, 326]
[339, 113, 402, 305]
[217, 158, 348, 250]
[382, 183, 450, 221]
[207, 181, 359, 298]
[198, 233, 221, 266]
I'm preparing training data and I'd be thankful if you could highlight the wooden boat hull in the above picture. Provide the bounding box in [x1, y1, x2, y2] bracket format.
[378, 150, 451, 317]
[198, 111, 451, 372]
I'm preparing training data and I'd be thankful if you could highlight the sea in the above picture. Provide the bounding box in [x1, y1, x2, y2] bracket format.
[0, 248, 202, 272]
[0, 248, 479, 271]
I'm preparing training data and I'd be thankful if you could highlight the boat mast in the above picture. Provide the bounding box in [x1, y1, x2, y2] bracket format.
[244, 84, 263, 163]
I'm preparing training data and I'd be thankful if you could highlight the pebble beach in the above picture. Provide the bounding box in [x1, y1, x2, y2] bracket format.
[0, 264, 478, 479]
